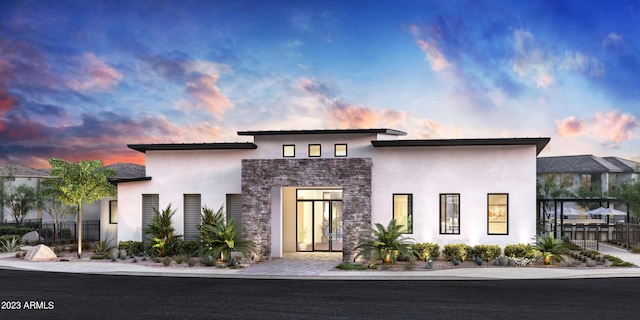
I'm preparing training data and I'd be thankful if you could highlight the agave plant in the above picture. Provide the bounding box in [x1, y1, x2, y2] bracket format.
[354, 219, 415, 268]
[199, 218, 256, 263]
[535, 234, 569, 264]
[0, 237, 21, 253]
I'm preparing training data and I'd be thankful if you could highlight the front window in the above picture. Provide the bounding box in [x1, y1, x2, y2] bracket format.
[488, 194, 508, 235]
[440, 194, 460, 234]
[283, 145, 295, 157]
[109, 200, 118, 224]
[334, 144, 347, 157]
[309, 144, 321, 157]
[393, 194, 412, 233]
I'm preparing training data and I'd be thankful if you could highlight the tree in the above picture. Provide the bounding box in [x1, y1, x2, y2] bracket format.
[39, 182, 76, 243]
[2, 184, 38, 228]
[47, 158, 115, 258]
[612, 180, 640, 220]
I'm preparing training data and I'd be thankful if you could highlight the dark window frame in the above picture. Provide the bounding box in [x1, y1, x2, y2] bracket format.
[487, 193, 509, 235]
[283, 144, 295, 157]
[334, 144, 348, 157]
[440, 193, 460, 235]
[308, 144, 321, 157]
[109, 200, 118, 224]
[392, 193, 413, 234]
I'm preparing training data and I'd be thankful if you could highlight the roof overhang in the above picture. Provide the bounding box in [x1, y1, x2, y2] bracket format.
[109, 177, 152, 184]
[372, 137, 551, 155]
[127, 142, 257, 153]
[237, 128, 407, 136]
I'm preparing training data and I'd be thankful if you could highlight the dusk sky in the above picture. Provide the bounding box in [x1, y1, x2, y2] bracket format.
[1, 0, 640, 168]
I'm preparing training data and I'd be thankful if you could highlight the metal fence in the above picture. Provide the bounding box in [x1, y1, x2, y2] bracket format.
[558, 223, 605, 251]
[613, 223, 640, 249]
[1, 220, 100, 244]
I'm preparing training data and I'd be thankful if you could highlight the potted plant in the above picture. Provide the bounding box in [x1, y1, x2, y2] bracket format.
[535, 234, 569, 265]
[297, 227, 308, 251]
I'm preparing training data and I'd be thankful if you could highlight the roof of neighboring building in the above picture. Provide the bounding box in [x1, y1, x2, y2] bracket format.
[103, 163, 146, 179]
[537, 155, 640, 174]
[128, 142, 258, 153]
[371, 137, 550, 155]
[237, 128, 407, 136]
[0, 164, 50, 178]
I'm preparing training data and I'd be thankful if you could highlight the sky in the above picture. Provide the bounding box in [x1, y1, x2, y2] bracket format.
[1, 0, 640, 168]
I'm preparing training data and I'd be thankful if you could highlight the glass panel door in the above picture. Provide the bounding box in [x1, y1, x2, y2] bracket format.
[297, 201, 313, 252]
[331, 201, 343, 251]
[314, 201, 329, 251]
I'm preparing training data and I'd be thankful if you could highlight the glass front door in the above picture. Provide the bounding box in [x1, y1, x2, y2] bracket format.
[296, 189, 343, 252]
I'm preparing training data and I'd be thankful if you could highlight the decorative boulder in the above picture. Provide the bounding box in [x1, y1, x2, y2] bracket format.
[22, 231, 43, 245]
[25, 244, 58, 262]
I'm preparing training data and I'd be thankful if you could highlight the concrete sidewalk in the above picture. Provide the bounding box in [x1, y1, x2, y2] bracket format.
[1, 247, 640, 280]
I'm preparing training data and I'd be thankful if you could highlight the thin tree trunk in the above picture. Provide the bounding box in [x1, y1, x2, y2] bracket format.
[77, 202, 82, 258]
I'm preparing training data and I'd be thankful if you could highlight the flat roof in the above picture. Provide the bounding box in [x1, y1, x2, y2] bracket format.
[371, 137, 551, 155]
[128, 142, 257, 153]
[237, 128, 407, 136]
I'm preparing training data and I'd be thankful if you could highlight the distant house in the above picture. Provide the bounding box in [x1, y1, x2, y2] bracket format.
[0, 164, 49, 224]
[101, 163, 147, 241]
[115, 128, 549, 261]
[537, 155, 640, 194]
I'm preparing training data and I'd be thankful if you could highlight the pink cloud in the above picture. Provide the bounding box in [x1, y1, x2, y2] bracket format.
[591, 111, 638, 146]
[66, 53, 123, 91]
[184, 74, 233, 119]
[328, 102, 379, 128]
[416, 119, 442, 139]
[416, 39, 451, 72]
[556, 116, 587, 137]
[0, 89, 16, 132]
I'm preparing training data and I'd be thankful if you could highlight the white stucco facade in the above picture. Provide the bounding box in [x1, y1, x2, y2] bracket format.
[114, 129, 548, 258]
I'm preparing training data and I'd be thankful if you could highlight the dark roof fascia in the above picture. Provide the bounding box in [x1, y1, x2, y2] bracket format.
[371, 137, 551, 155]
[237, 128, 407, 136]
[128, 142, 257, 153]
[109, 177, 152, 184]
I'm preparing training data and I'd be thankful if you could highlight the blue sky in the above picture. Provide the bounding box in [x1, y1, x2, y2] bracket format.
[1, 0, 639, 167]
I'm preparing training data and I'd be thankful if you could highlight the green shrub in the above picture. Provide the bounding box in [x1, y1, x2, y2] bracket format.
[0, 237, 22, 252]
[0, 234, 21, 244]
[471, 244, 502, 262]
[442, 244, 471, 262]
[0, 227, 34, 237]
[336, 262, 366, 270]
[118, 241, 144, 256]
[604, 254, 635, 267]
[504, 243, 537, 259]
[631, 246, 640, 254]
[201, 255, 216, 266]
[412, 242, 440, 260]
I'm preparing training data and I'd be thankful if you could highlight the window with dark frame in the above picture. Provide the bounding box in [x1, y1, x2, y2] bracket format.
[334, 144, 347, 157]
[440, 194, 460, 234]
[488, 193, 508, 235]
[308, 144, 321, 157]
[109, 200, 118, 224]
[393, 194, 413, 234]
[283, 145, 295, 157]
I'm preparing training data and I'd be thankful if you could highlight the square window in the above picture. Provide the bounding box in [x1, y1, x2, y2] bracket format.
[283, 145, 295, 157]
[334, 144, 347, 157]
[393, 194, 412, 234]
[308, 144, 321, 157]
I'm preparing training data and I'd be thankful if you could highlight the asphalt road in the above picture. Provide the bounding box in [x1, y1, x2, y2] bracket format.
[1, 270, 638, 319]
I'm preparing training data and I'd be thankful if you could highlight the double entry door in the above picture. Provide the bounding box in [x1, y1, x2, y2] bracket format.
[297, 199, 343, 252]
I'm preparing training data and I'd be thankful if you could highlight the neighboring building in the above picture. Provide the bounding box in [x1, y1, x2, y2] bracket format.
[0, 164, 49, 224]
[115, 128, 549, 261]
[100, 163, 147, 242]
[537, 155, 640, 194]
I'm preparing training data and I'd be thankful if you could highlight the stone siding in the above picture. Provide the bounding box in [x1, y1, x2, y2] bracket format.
[241, 158, 372, 261]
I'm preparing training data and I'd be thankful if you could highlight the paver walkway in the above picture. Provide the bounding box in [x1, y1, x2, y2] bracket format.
[236, 252, 342, 276]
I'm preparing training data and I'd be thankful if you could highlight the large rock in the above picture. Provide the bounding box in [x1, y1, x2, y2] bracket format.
[22, 231, 43, 245]
[25, 244, 58, 262]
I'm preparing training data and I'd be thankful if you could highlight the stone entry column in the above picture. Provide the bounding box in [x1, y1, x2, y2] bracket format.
[241, 158, 372, 261]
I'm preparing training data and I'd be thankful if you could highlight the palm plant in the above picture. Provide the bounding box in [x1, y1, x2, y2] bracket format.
[143, 204, 182, 256]
[354, 219, 415, 268]
[535, 234, 569, 264]
[0, 237, 21, 253]
[199, 218, 256, 263]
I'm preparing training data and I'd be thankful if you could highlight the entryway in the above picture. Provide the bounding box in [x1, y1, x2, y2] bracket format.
[296, 189, 343, 252]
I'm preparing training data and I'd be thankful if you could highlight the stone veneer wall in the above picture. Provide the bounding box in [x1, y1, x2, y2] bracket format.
[241, 158, 372, 261]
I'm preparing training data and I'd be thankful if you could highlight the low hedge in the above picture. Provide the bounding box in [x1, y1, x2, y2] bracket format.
[412, 242, 440, 260]
[118, 241, 144, 256]
[471, 244, 502, 262]
[0, 227, 34, 237]
[504, 243, 537, 259]
[442, 244, 472, 262]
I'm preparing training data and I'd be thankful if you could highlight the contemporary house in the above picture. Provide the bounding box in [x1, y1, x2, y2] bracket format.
[537, 155, 640, 194]
[115, 128, 549, 261]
